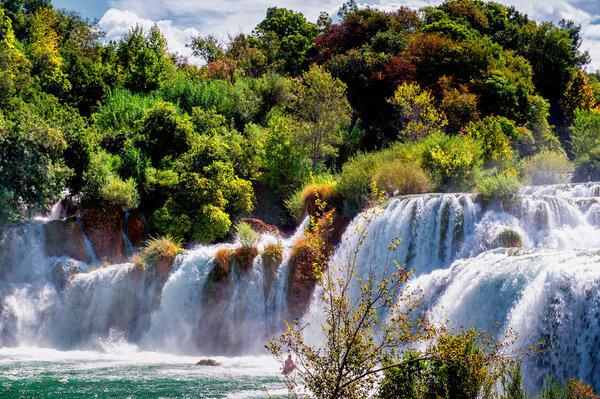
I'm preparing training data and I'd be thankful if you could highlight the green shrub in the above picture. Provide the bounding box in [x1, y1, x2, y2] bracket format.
[521, 150, 573, 185]
[372, 159, 434, 197]
[284, 189, 305, 221]
[337, 151, 379, 215]
[135, 102, 194, 164]
[82, 151, 139, 210]
[159, 72, 208, 113]
[379, 329, 498, 399]
[494, 229, 522, 248]
[261, 243, 283, 269]
[421, 133, 483, 191]
[137, 235, 183, 276]
[235, 221, 260, 248]
[573, 146, 600, 182]
[569, 108, 600, 160]
[476, 173, 521, 205]
[161, 77, 230, 114]
[148, 200, 231, 243]
[92, 86, 164, 133]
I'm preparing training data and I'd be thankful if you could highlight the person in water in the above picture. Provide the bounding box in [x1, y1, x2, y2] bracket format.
[283, 354, 295, 375]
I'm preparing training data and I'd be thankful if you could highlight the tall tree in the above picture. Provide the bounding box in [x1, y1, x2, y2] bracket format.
[292, 65, 352, 168]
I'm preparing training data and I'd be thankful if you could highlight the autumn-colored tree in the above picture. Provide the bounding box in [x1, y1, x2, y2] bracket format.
[28, 7, 71, 95]
[0, 8, 30, 104]
[563, 69, 597, 120]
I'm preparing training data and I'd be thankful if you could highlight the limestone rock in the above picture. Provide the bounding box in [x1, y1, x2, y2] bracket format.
[196, 359, 221, 366]
[240, 218, 279, 235]
[51, 258, 85, 290]
[126, 211, 145, 248]
[81, 206, 124, 264]
[44, 218, 86, 261]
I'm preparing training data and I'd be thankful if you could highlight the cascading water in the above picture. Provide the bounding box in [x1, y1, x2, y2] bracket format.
[309, 182, 600, 392]
[0, 216, 307, 354]
[2, 182, 600, 394]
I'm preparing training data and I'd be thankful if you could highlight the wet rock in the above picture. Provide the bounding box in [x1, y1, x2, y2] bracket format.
[196, 359, 221, 366]
[51, 258, 85, 290]
[198, 250, 235, 353]
[493, 229, 523, 248]
[126, 211, 145, 248]
[287, 237, 317, 321]
[81, 206, 124, 264]
[234, 246, 259, 278]
[261, 243, 283, 298]
[44, 218, 86, 261]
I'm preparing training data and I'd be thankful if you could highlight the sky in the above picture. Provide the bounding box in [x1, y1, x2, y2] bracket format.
[52, 0, 600, 70]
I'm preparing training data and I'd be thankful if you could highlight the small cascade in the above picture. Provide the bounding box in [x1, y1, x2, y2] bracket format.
[405, 248, 600, 392]
[143, 221, 307, 355]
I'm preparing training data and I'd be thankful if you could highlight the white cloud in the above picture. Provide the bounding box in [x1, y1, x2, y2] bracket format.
[98, 8, 202, 63]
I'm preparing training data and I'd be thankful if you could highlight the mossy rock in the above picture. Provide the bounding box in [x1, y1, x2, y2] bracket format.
[51, 258, 85, 290]
[234, 246, 259, 278]
[261, 243, 283, 298]
[493, 229, 522, 248]
[126, 211, 146, 247]
[287, 237, 317, 321]
[81, 206, 125, 264]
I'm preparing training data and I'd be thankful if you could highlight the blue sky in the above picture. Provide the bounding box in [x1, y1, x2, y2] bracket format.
[53, 0, 600, 70]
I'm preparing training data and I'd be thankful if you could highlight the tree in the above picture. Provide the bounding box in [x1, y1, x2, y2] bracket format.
[136, 102, 194, 164]
[569, 108, 600, 159]
[388, 82, 447, 141]
[268, 196, 428, 399]
[259, 114, 307, 193]
[255, 7, 319, 75]
[563, 69, 596, 120]
[188, 34, 224, 64]
[116, 24, 171, 92]
[27, 7, 71, 95]
[0, 108, 71, 224]
[0, 8, 30, 105]
[292, 65, 352, 168]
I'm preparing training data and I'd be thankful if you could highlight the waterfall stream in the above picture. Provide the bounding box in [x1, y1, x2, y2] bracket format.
[2, 183, 600, 391]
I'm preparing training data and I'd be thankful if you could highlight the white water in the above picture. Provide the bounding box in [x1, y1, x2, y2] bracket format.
[305, 183, 600, 392]
[2, 183, 600, 392]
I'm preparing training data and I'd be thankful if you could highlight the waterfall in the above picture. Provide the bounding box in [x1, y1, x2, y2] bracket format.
[312, 183, 600, 392]
[2, 183, 600, 391]
[0, 216, 307, 355]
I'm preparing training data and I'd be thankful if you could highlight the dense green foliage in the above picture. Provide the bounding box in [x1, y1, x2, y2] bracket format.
[0, 0, 595, 239]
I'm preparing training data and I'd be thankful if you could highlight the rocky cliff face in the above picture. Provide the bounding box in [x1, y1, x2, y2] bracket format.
[81, 206, 125, 264]
[44, 218, 86, 261]
[126, 211, 146, 248]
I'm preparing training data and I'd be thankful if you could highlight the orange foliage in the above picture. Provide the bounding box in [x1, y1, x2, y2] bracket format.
[569, 379, 599, 399]
[301, 184, 343, 217]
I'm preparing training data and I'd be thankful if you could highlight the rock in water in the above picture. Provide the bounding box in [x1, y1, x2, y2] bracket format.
[196, 359, 221, 366]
